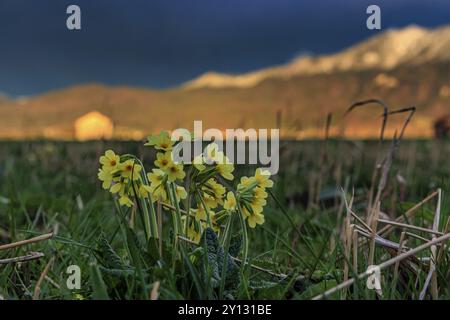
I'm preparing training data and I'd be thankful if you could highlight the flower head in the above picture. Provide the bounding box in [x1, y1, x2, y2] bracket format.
[201, 178, 225, 208]
[246, 210, 265, 228]
[145, 131, 175, 151]
[216, 154, 234, 181]
[110, 179, 127, 194]
[147, 169, 165, 185]
[98, 168, 113, 190]
[204, 143, 224, 164]
[120, 160, 142, 180]
[166, 163, 186, 182]
[138, 183, 152, 199]
[254, 168, 273, 189]
[154, 152, 173, 171]
[119, 195, 133, 207]
[175, 185, 187, 202]
[223, 191, 237, 211]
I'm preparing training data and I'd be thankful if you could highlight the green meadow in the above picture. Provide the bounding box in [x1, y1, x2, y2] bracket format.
[0, 139, 449, 300]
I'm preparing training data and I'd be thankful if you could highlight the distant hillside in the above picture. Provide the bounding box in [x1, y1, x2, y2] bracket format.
[1, 25, 450, 140]
[2, 62, 450, 140]
[184, 25, 450, 89]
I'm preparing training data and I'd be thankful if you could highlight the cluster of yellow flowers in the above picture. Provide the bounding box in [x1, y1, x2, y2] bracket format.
[145, 131, 187, 204]
[98, 131, 274, 243]
[225, 168, 273, 228]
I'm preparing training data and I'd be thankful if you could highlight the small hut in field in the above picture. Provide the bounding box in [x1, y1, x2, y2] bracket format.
[74, 111, 113, 140]
[434, 115, 450, 138]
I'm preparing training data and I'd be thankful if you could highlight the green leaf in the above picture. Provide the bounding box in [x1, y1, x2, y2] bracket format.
[89, 264, 110, 300]
[200, 228, 240, 292]
[97, 233, 126, 270]
[228, 234, 242, 257]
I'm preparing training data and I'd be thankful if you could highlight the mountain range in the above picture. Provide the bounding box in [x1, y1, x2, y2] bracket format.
[2, 25, 450, 140]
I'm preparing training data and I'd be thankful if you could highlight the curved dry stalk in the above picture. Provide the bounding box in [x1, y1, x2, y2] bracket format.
[387, 106, 416, 140]
[344, 99, 390, 215]
[33, 256, 55, 300]
[0, 232, 53, 251]
[0, 252, 45, 265]
[344, 99, 389, 142]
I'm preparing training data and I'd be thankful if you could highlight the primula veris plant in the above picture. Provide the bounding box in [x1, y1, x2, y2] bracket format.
[98, 131, 274, 269]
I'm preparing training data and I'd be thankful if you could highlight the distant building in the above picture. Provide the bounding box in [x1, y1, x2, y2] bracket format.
[434, 115, 450, 138]
[74, 111, 113, 140]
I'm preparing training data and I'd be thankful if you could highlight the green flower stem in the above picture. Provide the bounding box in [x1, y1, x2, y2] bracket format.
[219, 213, 234, 299]
[236, 201, 249, 272]
[169, 182, 183, 236]
[141, 168, 159, 239]
[125, 154, 159, 239]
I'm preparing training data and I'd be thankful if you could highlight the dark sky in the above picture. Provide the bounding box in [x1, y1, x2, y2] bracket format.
[1, 0, 450, 96]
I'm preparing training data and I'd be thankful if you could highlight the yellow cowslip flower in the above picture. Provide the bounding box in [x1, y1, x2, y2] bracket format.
[194, 206, 207, 221]
[216, 155, 234, 181]
[238, 176, 257, 191]
[99, 150, 120, 172]
[209, 179, 225, 198]
[110, 179, 127, 194]
[119, 195, 133, 207]
[194, 206, 217, 229]
[166, 163, 185, 182]
[175, 185, 187, 201]
[254, 168, 273, 189]
[247, 211, 265, 228]
[98, 168, 113, 190]
[202, 193, 219, 209]
[138, 183, 152, 199]
[204, 143, 224, 164]
[120, 160, 142, 180]
[147, 169, 168, 202]
[187, 223, 201, 244]
[145, 131, 175, 151]
[147, 168, 165, 185]
[201, 179, 225, 208]
[154, 152, 173, 171]
[150, 184, 168, 202]
[193, 155, 206, 171]
[223, 191, 237, 211]
[250, 198, 265, 214]
[253, 186, 268, 200]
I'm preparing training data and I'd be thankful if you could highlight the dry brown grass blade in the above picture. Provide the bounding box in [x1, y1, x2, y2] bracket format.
[392, 232, 406, 289]
[379, 190, 439, 237]
[33, 256, 55, 300]
[387, 106, 416, 141]
[0, 252, 45, 264]
[437, 216, 450, 263]
[150, 281, 160, 300]
[369, 202, 381, 265]
[344, 99, 389, 214]
[312, 232, 450, 300]
[0, 232, 53, 251]
[429, 188, 441, 299]
[344, 99, 389, 142]
[419, 264, 435, 300]
[378, 219, 443, 236]
[352, 229, 358, 275]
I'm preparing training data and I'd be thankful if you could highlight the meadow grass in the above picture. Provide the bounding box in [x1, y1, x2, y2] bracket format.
[0, 139, 449, 300]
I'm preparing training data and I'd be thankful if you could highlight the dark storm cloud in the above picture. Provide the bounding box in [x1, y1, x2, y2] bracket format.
[1, 0, 450, 96]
